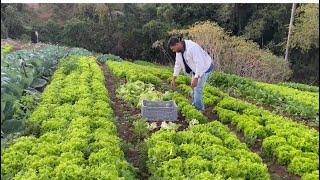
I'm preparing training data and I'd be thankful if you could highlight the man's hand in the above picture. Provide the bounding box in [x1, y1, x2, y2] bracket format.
[191, 77, 199, 88]
[171, 76, 177, 89]
[171, 80, 177, 89]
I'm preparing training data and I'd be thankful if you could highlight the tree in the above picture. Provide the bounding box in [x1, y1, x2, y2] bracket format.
[61, 18, 93, 50]
[156, 4, 175, 23]
[289, 4, 319, 84]
[1, 5, 30, 39]
[241, 4, 291, 54]
[1, 19, 8, 38]
[141, 19, 170, 61]
[215, 4, 254, 35]
[290, 4, 319, 51]
[284, 3, 297, 62]
[35, 19, 62, 43]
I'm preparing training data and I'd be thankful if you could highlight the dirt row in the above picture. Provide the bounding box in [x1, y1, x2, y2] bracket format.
[1, 38, 46, 51]
[100, 63, 190, 179]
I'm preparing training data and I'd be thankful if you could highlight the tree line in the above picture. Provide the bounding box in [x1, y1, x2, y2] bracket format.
[1, 3, 318, 84]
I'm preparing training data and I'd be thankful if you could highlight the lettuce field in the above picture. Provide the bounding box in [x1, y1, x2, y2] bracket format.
[1, 44, 319, 180]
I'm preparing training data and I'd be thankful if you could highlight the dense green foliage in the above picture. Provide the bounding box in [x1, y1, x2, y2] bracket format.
[214, 96, 319, 177]
[1, 3, 318, 84]
[1, 55, 318, 179]
[208, 72, 319, 125]
[134, 60, 319, 178]
[0, 3, 318, 176]
[278, 82, 319, 93]
[107, 60, 172, 87]
[289, 4, 319, 85]
[1, 44, 13, 58]
[1, 56, 136, 179]
[145, 121, 270, 179]
[1, 45, 91, 136]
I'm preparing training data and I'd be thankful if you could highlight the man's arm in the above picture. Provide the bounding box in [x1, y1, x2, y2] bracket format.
[172, 56, 181, 88]
[173, 55, 182, 77]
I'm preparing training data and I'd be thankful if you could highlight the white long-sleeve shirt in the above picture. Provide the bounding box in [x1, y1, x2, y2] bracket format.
[173, 40, 213, 78]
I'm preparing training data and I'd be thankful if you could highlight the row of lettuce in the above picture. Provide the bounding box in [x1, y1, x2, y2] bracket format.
[106, 60, 271, 179]
[107, 61, 208, 124]
[1, 56, 136, 179]
[1, 44, 13, 58]
[4, 56, 316, 179]
[108, 59, 318, 126]
[145, 121, 270, 179]
[116, 60, 319, 179]
[131, 59, 318, 126]
[214, 96, 319, 178]
[278, 82, 319, 93]
[173, 72, 319, 179]
[208, 73, 319, 126]
[1, 44, 92, 136]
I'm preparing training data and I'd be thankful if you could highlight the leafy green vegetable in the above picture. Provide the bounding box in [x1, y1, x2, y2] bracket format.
[208, 72, 318, 124]
[279, 82, 319, 93]
[1, 44, 92, 136]
[145, 121, 269, 179]
[1, 56, 136, 179]
[1, 44, 13, 58]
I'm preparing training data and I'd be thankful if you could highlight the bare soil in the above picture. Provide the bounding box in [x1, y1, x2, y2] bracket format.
[1, 38, 46, 51]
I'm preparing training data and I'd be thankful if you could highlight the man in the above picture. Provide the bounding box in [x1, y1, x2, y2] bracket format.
[31, 31, 39, 44]
[168, 37, 214, 111]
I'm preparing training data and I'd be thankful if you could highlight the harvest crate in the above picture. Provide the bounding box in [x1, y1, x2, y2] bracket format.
[141, 100, 178, 121]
